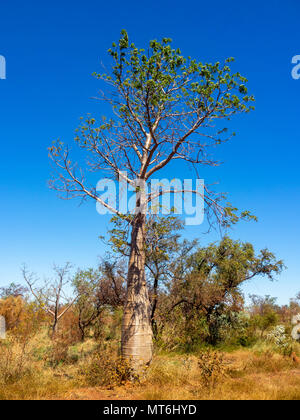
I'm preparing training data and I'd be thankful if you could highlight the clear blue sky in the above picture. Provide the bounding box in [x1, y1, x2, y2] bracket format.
[0, 0, 299, 304]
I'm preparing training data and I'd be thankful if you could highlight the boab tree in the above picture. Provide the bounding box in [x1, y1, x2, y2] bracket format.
[48, 30, 254, 368]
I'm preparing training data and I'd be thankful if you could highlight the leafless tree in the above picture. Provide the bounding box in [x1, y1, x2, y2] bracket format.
[22, 263, 76, 336]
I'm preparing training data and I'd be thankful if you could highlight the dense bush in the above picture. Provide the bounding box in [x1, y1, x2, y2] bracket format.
[83, 344, 140, 387]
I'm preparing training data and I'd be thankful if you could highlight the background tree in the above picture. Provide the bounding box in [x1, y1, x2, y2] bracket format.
[73, 268, 103, 342]
[249, 295, 280, 338]
[73, 261, 126, 341]
[107, 214, 197, 337]
[167, 237, 284, 344]
[0, 283, 28, 299]
[48, 30, 255, 367]
[278, 294, 300, 324]
[22, 263, 76, 336]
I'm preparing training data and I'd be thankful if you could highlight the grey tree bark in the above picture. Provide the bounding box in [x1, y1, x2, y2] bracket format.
[121, 211, 153, 369]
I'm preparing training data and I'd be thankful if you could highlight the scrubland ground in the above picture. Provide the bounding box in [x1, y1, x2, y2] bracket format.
[1, 329, 300, 400]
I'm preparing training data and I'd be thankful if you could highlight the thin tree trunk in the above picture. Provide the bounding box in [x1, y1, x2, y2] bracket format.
[121, 212, 153, 370]
[78, 320, 85, 342]
[51, 318, 58, 338]
[151, 274, 159, 339]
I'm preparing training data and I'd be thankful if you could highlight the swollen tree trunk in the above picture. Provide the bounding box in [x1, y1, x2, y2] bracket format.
[121, 212, 153, 369]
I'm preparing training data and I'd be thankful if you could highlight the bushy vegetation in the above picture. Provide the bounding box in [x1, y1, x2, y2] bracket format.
[0, 222, 299, 400]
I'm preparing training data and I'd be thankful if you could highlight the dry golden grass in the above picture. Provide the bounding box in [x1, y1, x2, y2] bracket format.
[61, 349, 300, 401]
[0, 371, 76, 400]
[130, 349, 300, 400]
[2, 330, 300, 400]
